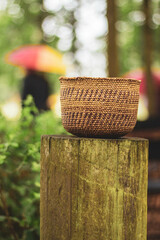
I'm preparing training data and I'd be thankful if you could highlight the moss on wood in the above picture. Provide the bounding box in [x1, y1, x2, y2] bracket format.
[40, 135, 148, 240]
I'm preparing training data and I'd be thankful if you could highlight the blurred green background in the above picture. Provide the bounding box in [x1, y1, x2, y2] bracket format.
[0, 0, 160, 239]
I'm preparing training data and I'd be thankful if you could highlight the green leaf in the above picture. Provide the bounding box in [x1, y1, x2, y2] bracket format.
[0, 155, 6, 164]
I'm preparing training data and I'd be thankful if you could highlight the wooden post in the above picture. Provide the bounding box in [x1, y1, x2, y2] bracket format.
[40, 135, 148, 240]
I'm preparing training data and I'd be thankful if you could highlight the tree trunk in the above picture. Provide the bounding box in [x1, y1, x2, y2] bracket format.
[106, 0, 119, 77]
[40, 135, 148, 240]
[143, 0, 157, 116]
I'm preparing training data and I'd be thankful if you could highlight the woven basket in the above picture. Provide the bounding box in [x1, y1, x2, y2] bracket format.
[59, 77, 141, 138]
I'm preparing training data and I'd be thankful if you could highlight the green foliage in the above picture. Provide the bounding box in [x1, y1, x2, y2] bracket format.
[0, 96, 67, 240]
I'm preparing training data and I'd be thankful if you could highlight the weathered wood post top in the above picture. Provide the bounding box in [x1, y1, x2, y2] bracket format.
[40, 135, 148, 240]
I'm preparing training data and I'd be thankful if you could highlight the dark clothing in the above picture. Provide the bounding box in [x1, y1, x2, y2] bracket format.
[135, 117, 160, 129]
[22, 72, 49, 111]
[134, 117, 160, 160]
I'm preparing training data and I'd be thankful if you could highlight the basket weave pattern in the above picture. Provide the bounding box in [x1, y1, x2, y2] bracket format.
[60, 77, 140, 138]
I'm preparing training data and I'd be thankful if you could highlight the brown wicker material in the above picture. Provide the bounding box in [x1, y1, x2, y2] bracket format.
[59, 77, 141, 138]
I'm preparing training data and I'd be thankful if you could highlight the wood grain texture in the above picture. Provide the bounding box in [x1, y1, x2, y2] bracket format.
[40, 135, 148, 240]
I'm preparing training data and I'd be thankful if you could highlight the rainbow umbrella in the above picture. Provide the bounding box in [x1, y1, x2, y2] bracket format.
[123, 68, 160, 94]
[5, 44, 66, 74]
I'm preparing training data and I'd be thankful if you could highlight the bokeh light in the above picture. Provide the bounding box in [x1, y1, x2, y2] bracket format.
[0, 0, 7, 11]
[1, 95, 21, 120]
[137, 96, 149, 121]
[43, 0, 107, 77]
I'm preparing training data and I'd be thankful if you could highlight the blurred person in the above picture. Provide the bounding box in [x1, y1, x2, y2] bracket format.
[21, 69, 50, 111]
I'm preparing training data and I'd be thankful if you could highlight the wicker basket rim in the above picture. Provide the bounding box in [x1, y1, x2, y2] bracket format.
[59, 76, 141, 84]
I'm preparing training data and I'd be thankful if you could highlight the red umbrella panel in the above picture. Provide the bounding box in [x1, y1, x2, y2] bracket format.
[123, 68, 160, 95]
[5, 45, 66, 74]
